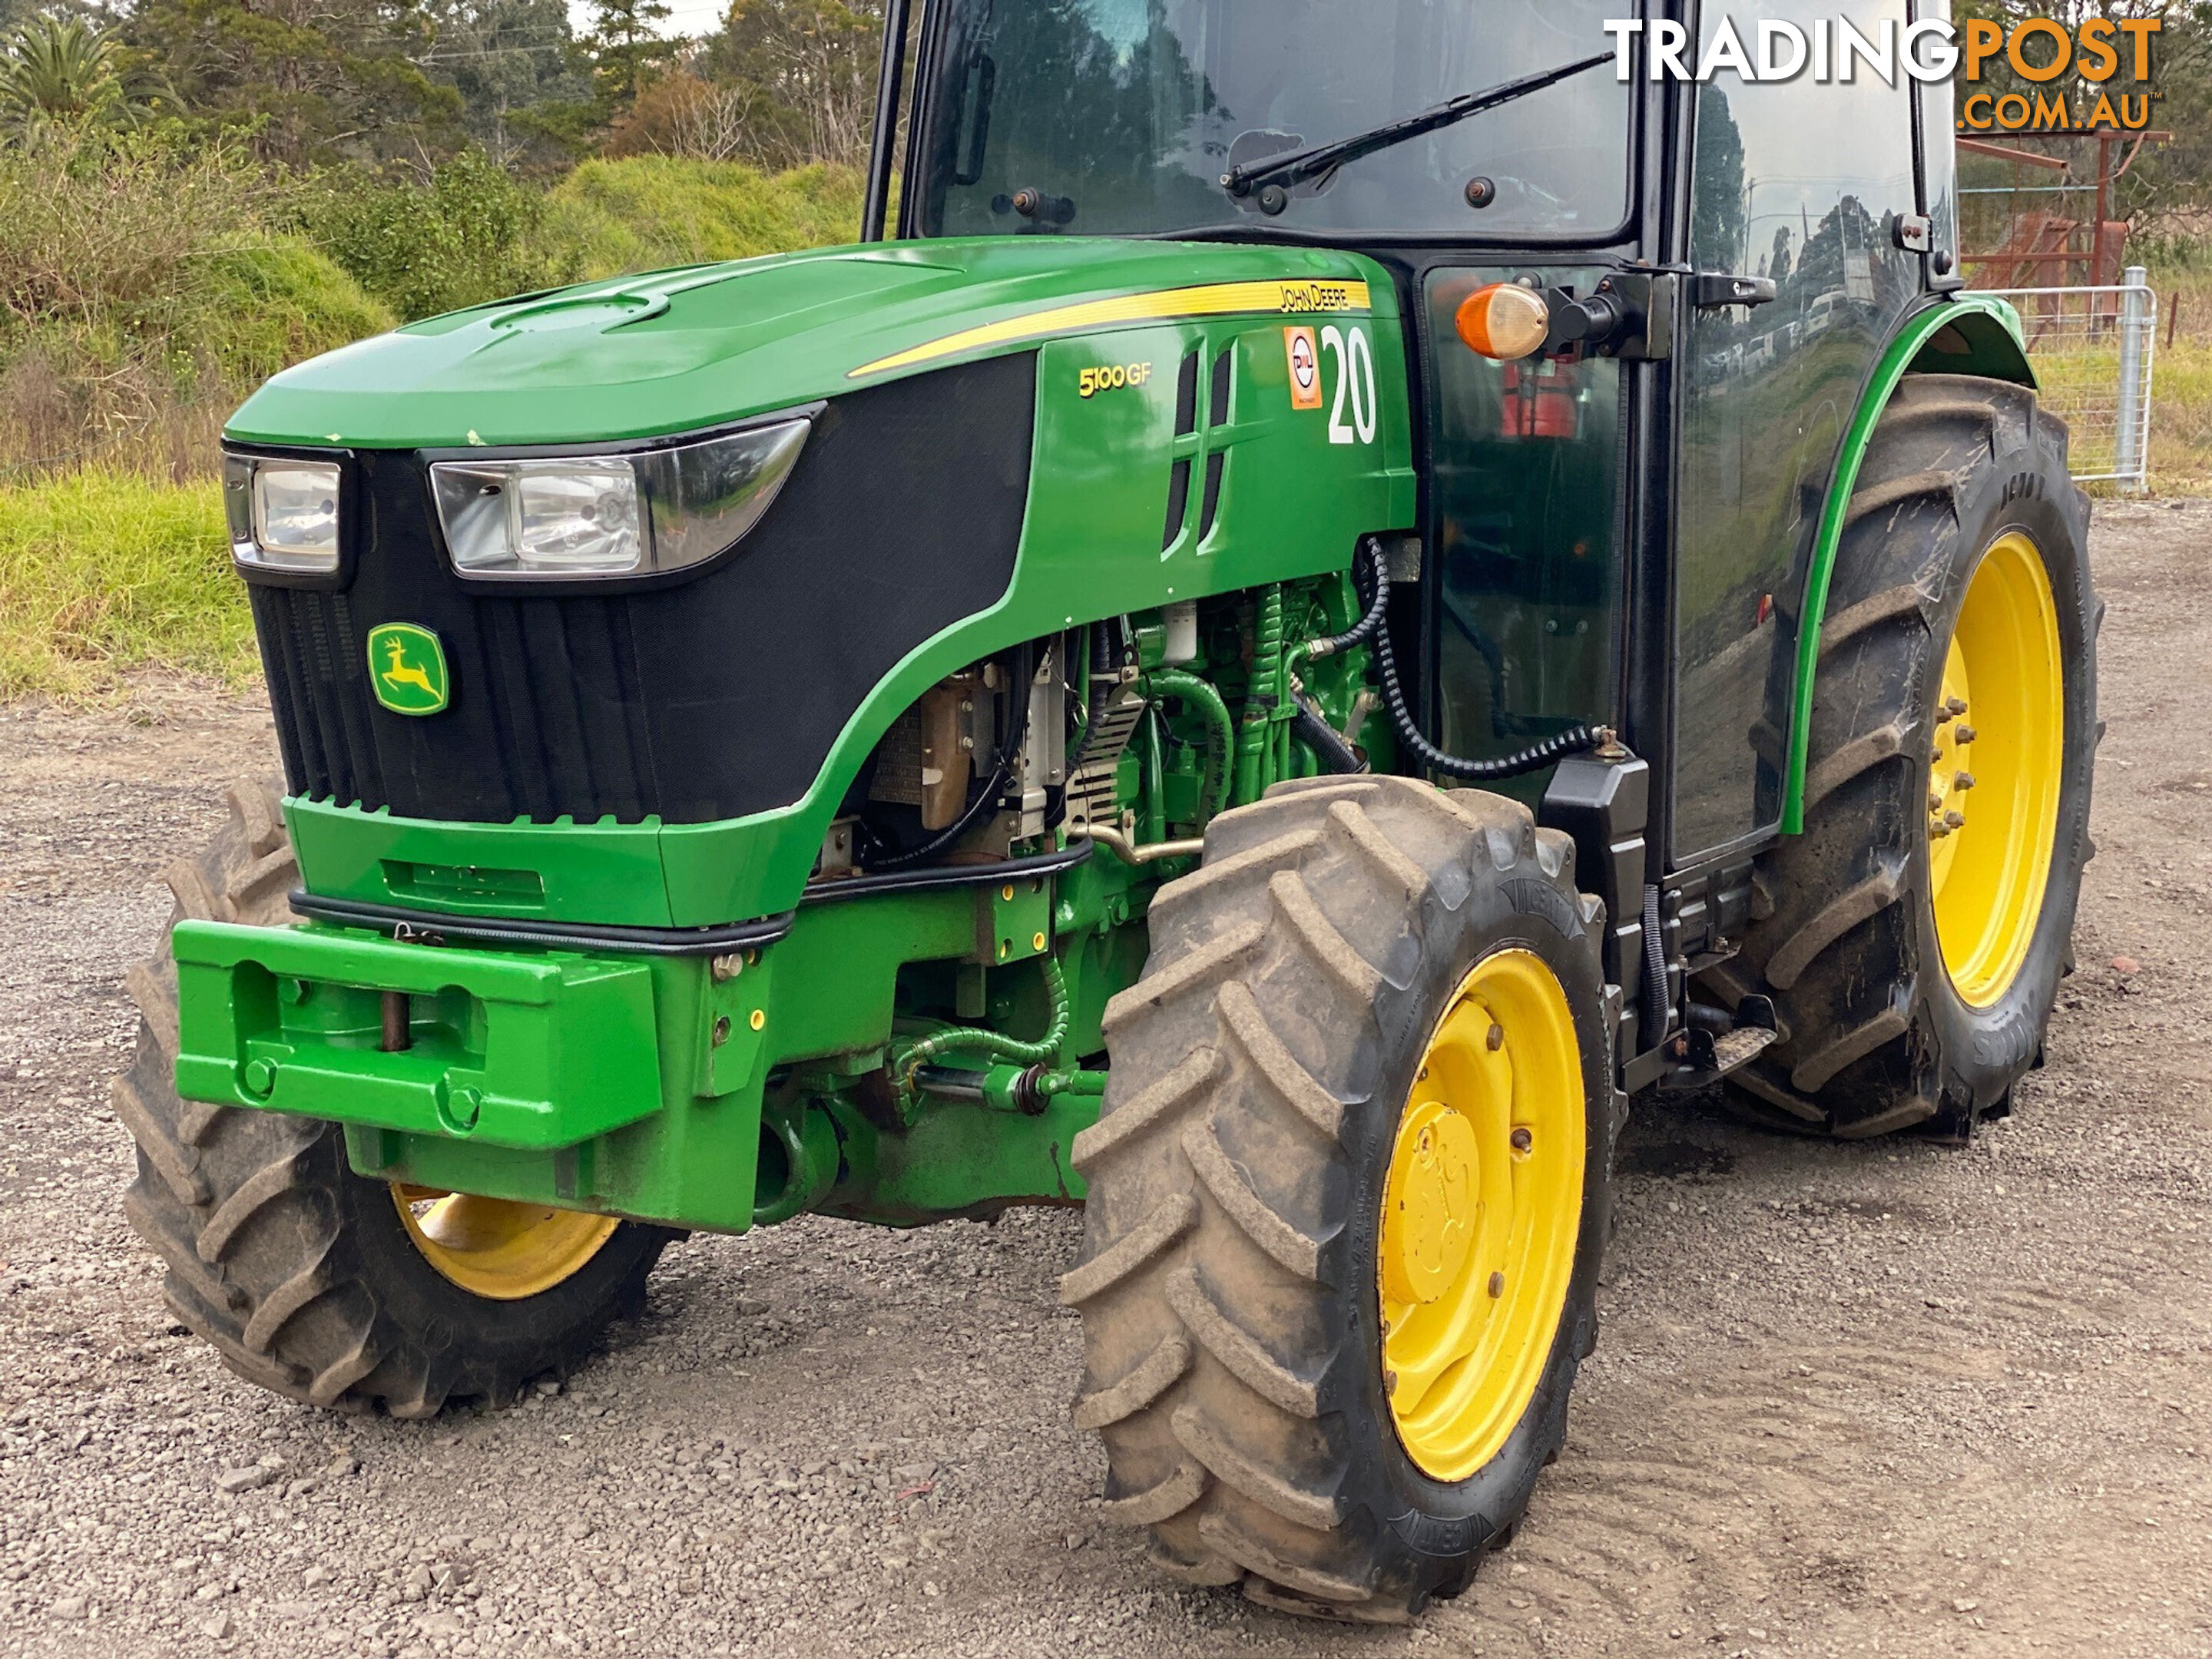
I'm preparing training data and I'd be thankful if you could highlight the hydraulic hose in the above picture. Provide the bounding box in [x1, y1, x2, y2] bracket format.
[1291, 696, 1367, 775]
[1371, 611, 1604, 779]
[1303, 540, 1392, 661]
[1236, 584, 1285, 805]
[894, 955, 1071, 1101]
[1140, 667, 1234, 823]
[1326, 537, 1604, 781]
[870, 752, 1012, 870]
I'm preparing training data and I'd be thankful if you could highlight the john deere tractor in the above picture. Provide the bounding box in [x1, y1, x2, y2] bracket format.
[119, 0, 2097, 1624]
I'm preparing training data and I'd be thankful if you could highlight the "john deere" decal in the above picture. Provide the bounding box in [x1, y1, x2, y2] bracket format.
[366, 622, 451, 716]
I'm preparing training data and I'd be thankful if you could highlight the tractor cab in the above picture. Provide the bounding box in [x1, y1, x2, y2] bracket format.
[888, 0, 1960, 873]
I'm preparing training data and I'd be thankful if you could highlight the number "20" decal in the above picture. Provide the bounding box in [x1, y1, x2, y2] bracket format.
[1322, 324, 1378, 446]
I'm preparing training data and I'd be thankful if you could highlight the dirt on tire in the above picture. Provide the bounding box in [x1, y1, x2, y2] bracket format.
[1069, 775, 1613, 1621]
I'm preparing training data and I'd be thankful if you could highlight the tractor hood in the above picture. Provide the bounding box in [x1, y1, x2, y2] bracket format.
[225, 237, 1389, 451]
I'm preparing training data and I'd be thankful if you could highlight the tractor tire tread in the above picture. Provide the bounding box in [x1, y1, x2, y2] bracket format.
[114, 777, 671, 1417]
[1072, 775, 1601, 1620]
[1708, 373, 2096, 1137]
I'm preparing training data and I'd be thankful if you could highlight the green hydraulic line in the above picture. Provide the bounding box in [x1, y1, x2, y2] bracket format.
[893, 955, 1071, 1104]
[1235, 584, 1283, 806]
[1141, 667, 1233, 824]
[1141, 707, 1167, 843]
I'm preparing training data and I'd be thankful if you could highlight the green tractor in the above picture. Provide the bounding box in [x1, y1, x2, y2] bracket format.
[120, 0, 2098, 1624]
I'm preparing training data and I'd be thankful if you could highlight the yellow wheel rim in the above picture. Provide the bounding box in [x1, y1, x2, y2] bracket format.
[1929, 531, 2065, 1008]
[392, 1185, 621, 1301]
[1379, 949, 1585, 1482]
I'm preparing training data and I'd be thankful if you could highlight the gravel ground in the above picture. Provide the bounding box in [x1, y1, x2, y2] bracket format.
[2, 501, 2210, 1659]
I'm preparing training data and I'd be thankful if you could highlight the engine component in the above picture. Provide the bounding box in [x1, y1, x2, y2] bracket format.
[1062, 664, 1146, 832]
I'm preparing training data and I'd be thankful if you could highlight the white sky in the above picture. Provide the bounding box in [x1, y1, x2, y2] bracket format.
[565, 0, 729, 43]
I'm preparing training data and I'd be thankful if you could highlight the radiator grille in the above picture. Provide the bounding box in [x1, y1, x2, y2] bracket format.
[251, 353, 1037, 826]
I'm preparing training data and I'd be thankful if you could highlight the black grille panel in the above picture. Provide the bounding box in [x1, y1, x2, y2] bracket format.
[253, 353, 1037, 826]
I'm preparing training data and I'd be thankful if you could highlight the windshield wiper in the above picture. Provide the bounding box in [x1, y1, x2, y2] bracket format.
[1220, 50, 1614, 206]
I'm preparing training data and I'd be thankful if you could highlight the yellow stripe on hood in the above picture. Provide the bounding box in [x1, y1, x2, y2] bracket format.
[849, 278, 1373, 378]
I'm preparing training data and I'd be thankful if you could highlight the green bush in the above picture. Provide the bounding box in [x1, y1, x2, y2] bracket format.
[0, 469, 253, 697]
[542, 155, 863, 279]
[307, 149, 580, 323]
[0, 125, 393, 475]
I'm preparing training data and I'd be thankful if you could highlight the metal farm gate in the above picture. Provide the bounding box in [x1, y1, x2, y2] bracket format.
[1971, 269, 2157, 492]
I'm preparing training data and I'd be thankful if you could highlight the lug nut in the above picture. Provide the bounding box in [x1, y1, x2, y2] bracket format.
[1955, 771, 1977, 790]
[1383, 1368, 1399, 1396]
[1944, 810, 1965, 830]
[1942, 697, 1969, 718]
[1930, 822, 1953, 839]
[1954, 724, 1978, 744]
[1929, 791, 1946, 814]
[1510, 1126, 1534, 1154]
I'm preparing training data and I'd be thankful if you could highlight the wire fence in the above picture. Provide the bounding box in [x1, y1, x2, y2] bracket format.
[1969, 272, 2157, 492]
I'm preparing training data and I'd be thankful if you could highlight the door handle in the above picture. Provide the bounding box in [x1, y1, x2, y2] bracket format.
[1690, 273, 1777, 309]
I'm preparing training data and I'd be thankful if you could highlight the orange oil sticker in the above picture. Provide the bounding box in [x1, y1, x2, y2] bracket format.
[1284, 326, 1323, 410]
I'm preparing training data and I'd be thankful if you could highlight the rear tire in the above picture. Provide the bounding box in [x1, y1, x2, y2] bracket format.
[117, 780, 671, 1415]
[1709, 375, 2098, 1138]
[1068, 776, 1616, 1621]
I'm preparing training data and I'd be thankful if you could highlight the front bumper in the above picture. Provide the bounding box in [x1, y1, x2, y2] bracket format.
[172, 920, 674, 1151]
[166, 860, 1111, 1237]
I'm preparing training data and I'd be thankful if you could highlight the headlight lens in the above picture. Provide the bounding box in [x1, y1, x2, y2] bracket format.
[224, 454, 342, 574]
[429, 418, 810, 581]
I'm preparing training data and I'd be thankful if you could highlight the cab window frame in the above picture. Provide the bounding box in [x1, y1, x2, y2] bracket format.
[896, 0, 1651, 251]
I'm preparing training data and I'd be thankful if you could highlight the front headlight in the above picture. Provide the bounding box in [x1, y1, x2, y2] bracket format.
[429, 418, 810, 581]
[224, 454, 342, 575]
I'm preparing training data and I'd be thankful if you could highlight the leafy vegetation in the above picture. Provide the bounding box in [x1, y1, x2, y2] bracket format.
[305, 147, 575, 322]
[0, 469, 251, 697]
[547, 154, 860, 277]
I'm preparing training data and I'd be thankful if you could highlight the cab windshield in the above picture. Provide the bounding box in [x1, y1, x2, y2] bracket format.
[912, 0, 1634, 240]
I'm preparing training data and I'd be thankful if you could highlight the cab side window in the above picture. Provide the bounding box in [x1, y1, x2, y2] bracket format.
[1671, 1, 1922, 859]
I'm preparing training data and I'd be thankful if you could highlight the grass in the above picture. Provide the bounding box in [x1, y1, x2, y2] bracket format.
[545, 157, 865, 279]
[0, 469, 255, 699]
[0, 154, 867, 702]
[2140, 260, 2212, 494]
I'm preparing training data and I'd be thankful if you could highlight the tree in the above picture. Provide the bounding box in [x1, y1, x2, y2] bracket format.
[585, 0, 671, 122]
[1951, 1, 2212, 227]
[119, 0, 462, 167]
[700, 0, 879, 167]
[420, 0, 592, 166]
[0, 13, 174, 134]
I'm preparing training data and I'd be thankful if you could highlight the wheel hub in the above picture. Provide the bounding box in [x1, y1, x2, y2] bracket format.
[1381, 1101, 1479, 1306]
[1378, 949, 1584, 1482]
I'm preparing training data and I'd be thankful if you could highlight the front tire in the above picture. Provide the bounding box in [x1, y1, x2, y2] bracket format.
[116, 780, 672, 1415]
[1067, 776, 1615, 1621]
[1712, 374, 2098, 1137]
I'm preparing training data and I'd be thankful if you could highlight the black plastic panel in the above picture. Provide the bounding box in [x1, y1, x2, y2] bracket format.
[254, 353, 1037, 826]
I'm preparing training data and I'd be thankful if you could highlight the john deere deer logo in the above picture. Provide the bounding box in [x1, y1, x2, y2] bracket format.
[365, 623, 450, 716]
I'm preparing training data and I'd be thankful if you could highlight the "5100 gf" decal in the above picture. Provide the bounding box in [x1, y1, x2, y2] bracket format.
[1078, 361, 1154, 398]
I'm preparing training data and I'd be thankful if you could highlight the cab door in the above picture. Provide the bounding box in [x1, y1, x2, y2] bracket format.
[1424, 266, 1625, 788]
[1669, 0, 1925, 863]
